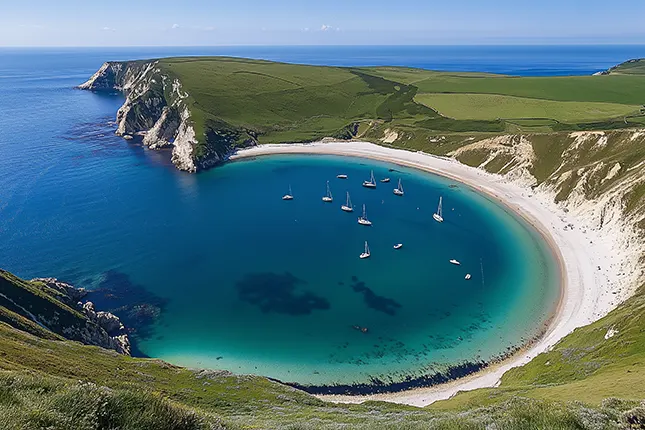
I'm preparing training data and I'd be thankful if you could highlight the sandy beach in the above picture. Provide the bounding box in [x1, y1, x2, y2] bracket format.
[231, 140, 638, 407]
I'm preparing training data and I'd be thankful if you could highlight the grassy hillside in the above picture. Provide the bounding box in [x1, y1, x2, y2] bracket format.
[1, 268, 644, 429]
[414, 93, 640, 122]
[606, 58, 645, 75]
[151, 57, 645, 157]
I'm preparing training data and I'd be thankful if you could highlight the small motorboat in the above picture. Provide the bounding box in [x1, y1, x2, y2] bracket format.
[337, 174, 348, 179]
[359, 241, 371, 259]
[282, 185, 294, 200]
[393, 243, 403, 249]
[465, 274, 472, 280]
[450, 259, 461, 265]
[380, 177, 391, 183]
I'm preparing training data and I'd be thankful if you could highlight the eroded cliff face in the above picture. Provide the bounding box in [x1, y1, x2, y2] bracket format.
[79, 62, 233, 172]
[444, 129, 645, 300]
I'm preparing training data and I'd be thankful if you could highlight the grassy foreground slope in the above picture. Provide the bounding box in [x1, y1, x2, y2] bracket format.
[1, 268, 644, 429]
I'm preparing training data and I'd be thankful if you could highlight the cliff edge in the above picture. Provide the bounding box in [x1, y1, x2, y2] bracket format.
[79, 60, 255, 172]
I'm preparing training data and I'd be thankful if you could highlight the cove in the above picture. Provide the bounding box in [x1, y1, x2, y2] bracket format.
[93, 154, 559, 391]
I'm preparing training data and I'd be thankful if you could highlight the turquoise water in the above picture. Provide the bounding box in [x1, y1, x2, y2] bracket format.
[127, 155, 559, 388]
[0, 47, 569, 391]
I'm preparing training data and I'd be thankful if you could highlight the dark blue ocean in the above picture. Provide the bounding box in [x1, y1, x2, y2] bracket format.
[0, 45, 637, 389]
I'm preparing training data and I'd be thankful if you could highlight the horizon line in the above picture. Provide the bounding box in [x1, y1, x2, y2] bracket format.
[2, 43, 645, 49]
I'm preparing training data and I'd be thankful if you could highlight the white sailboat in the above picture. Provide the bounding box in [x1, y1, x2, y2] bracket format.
[359, 241, 371, 259]
[322, 181, 333, 202]
[393, 178, 404, 196]
[433, 196, 444, 222]
[362, 170, 376, 188]
[282, 185, 294, 200]
[341, 192, 354, 212]
[357, 204, 372, 226]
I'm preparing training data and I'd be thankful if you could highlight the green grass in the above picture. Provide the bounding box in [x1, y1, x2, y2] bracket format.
[415, 93, 640, 122]
[607, 58, 645, 75]
[408, 74, 645, 105]
[1, 268, 644, 429]
[121, 56, 645, 159]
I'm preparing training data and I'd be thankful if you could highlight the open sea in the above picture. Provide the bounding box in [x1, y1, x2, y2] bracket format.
[0, 45, 642, 391]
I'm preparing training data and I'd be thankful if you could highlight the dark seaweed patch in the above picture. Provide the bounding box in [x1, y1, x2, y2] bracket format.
[86, 270, 167, 355]
[280, 360, 488, 395]
[236, 272, 330, 315]
[349, 276, 401, 316]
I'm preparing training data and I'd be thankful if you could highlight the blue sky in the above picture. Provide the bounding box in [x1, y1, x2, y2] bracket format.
[2, 0, 644, 46]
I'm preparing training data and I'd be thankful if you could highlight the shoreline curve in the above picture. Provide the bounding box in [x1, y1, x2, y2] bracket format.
[230, 140, 626, 406]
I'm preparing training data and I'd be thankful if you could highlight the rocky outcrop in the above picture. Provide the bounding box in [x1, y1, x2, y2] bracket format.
[28, 276, 131, 355]
[79, 62, 236, 172]
[31, 277, 87, 305]
[78, 301, 130, 355]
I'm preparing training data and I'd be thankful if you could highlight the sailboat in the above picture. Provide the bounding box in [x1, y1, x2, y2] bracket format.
[362, 170, 376, 188]
[359, 241, 371, 259]
[393, 178, 404, 196]
[322, 181, 333, 202]
[282, 185, 294, 200]
[358, 204, 372, 226]
[433, 196, 444, 222]
[341, 192, 354, 212]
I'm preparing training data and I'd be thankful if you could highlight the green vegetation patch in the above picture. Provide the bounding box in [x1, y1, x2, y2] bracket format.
[415, 93, 640, 122]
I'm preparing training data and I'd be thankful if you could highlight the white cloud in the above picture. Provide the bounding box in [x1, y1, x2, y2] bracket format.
[171, 23, 180, 29]
[302, 27, 310, 32]
[320, 24, 340, 32]
[101, 26, 115, 31]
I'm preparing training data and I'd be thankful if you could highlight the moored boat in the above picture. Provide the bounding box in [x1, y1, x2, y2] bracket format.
[337, 174, 348, 179]
[393, 243, 403, 249]
[393, 178, 404, 196]
[357, 204, 372, 226]
[433, 196, 444, 222]
[359, 241, 371, 259]
[322, 181, 333, 202]
[362, 170, 376, 188]
[341, 192, 354, 212]
[450, 259, 461, 265]
[282, 185, 294, 200]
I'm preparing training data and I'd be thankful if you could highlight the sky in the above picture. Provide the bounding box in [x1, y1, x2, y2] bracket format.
[1, 0, 645, 46]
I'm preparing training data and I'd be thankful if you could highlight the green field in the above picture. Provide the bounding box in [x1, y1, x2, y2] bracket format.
[144, 57, 645, 160]
[415, 93, 641, 122]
